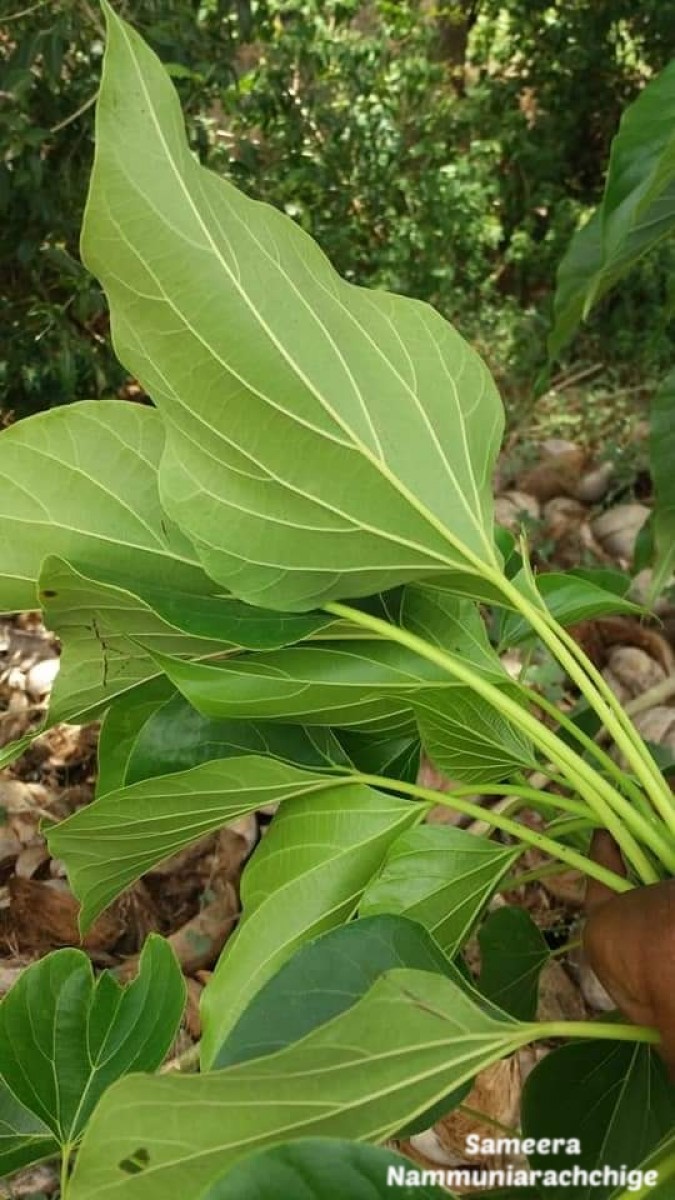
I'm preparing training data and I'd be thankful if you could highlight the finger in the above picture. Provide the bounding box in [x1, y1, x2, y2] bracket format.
[585, 830, 628, 913]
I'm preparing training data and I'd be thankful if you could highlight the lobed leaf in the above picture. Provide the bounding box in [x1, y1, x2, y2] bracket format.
[0, 938, 184, 1177]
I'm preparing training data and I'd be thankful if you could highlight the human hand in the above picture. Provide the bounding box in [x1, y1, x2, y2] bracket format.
[583, 829, 675, 1078]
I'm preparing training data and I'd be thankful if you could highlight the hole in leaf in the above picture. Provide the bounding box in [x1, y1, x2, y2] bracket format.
[118, 1147, 150, 1175]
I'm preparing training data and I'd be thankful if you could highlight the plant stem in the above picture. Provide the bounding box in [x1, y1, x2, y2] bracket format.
[550, 937, 582, 958]
[494, 572, 674, 826]
[60, 1142, 73, 1199]
[538, 1020, 659, 1047]
[519, 686, 655, 821]
[352, 773, 632, 894]
[327, 601, 662, 881]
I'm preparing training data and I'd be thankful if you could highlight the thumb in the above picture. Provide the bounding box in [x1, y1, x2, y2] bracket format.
[585, 830, 628, 913]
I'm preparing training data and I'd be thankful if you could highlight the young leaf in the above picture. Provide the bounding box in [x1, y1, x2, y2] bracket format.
[68, 968, 536, 1200]
[0, 938, 184, 1176]
[200, 1139, 453, 1200]
[101, 689, 351, 795]
[81, 5, 504, 613]
[649, 370, 675, 597]
[360, 825, 518, 956]
[47, 757, 370, 930]
[522, 1040, 675, 1200]
[413, 687, 538, 784]
[200, 786, 419, 1066]
[478, 907, 549, 1021]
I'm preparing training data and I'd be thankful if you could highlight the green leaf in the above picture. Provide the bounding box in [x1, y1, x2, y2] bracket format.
[200, 783, 419, 1066]
[213, 914, 473, 1134]
[548, 60, 675, 362]
[150, 641, 456, 733]
[650, 370, 675, 597]
[200, 1139, 453, 1200]
[82, 6, 503, 614]
[522, 1040, 675, 1199]
[360, 825, 518, 956]
[99, 687, 351, 795]
[0, 1080, 56, 1180]
[96, 676, 177, 796]
[0, 401, 202, 614]
[609, 1130, 675, 1199]
[47, 757, 369, 931]
[67, 968, 535, 1200]
[401, 585, 507, 677]
[413, 686, 538, 784]
[37, 546, 334, 724]
[499, 571, 640, 649]
[478, 907, 549, 1021]
[214, 914, 462, 1067]
[336, 727, 420, 784]
[546, 210, 611, 366]
[39, 557, 229, 729]
[0, 938, 184, 1172]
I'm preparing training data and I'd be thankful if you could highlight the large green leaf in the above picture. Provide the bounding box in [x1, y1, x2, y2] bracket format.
[98, 687, 351, 795]
[81, 6, 503, 614]
[68, 968, 537, 1200]
[47, 757, 372, 930]
[649, 370, 675, 596]
[200, 784, 419, 1066]
[548, 60, 675, 363]
[200, 1139, 453, 1200]
[413, 686, 538, 783]
[151, 641, 451, 733]
[522, 1040, 675, 1199]
[359, 825, 518, 956]
[0, 937, 184, 1177]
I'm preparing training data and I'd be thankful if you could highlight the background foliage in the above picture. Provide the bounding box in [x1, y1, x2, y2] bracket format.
[2, 0, 675, 417]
